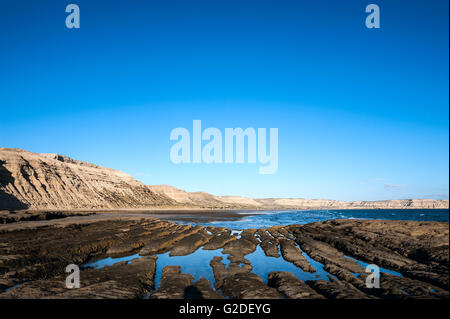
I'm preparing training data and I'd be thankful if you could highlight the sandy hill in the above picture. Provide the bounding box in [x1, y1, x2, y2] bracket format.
[150, 186, 449, 210]
[148, 185, 226, 208]
[0, 148, 174, 210]
[1, 148, 448, 210]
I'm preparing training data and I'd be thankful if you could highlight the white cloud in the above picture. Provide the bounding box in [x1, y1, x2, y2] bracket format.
[384, 183, 406, 191]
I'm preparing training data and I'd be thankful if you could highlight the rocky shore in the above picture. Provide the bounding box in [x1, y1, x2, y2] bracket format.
[0, 215, 448, 299]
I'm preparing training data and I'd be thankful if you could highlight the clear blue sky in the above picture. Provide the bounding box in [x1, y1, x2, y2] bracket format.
[0, 0, 448, 201]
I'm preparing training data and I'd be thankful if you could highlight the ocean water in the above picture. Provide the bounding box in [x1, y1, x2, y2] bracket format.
[169, 209, 449, 230]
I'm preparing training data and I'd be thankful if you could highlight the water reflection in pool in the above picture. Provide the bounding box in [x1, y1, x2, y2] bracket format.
[82, 254, 141, 269]
[246, 245, 333, 284]
[82, 243, 334, 290]
[344, 255, 403, 277]
[153, 248, 227, 288]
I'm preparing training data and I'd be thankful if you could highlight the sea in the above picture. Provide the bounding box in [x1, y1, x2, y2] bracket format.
[166, 209, 449, 230]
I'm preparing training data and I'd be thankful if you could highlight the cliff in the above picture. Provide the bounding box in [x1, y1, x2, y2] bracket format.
[0, 148, 174, 210]
[1, 148, 448, 210]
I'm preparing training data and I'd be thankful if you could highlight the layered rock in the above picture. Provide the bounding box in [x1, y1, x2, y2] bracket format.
[0, 256, 157, 299]
[0, 216, 448, 299]
[147, 185, 226, 208]
[268, 271, 325, 299]
[0, 148, 175, 210]
[150, 186, 449, 210]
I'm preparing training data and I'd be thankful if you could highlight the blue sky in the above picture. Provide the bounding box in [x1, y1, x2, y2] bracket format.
[0, 0, 448, 201]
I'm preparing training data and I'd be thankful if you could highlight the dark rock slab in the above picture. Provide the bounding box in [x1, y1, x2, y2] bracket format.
[210, 254, 280, 298]
[107, 221, 179, 255]
[279, 239, 315, 272]
[210, 256, 253, 288]
[169, 229, 213, 256]
[221, 229, 259, 261]
[203, 229, 237, 250]
[267, 226, 295, 240]
[220, 273, 282, 299]
[256, 229, 279, 257]
[306, 277, 371, 299]
[139, 225, 201, 255]
[151, 267, 223, 299]
[323, 263, 365, 289]
[268, 271, 325, 299]
[376, 273, 449, 299]
[187, 278, 224, 299]
[151, 266, 194, 299]
[294, 234, 364, 273]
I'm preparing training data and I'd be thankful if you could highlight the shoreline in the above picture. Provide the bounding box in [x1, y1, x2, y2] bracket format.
[3, 206, 449, 214]
[1, 208, 448, 232]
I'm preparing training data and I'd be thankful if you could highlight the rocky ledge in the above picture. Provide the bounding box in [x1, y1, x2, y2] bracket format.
[0, 217, 448, 299]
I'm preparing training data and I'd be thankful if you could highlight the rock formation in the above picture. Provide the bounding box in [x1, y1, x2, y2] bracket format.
[0, 148, 174, 210]
[150, 185, 449, 210]
[0, 216, 447, 299]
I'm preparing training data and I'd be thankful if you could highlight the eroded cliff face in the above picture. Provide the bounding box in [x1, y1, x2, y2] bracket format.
[1, 148, 448, 210]
[147, 185, 234, 208]
[0, 148, 174, 210]
[149, 186, 449, 210]
[252, 198, 450, 209]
